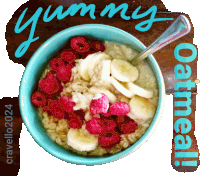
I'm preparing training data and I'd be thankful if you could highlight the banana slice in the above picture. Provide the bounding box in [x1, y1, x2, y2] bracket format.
[78, 53, 98, 81]
[116, 94, 130, 104]
[90, 60, 111, 87]
[111, 59, 138, 82]
[129, 95, 156, 119]
[67, 128, 98, 152]
[126, 82, 153, 98]
[100, 60, 111, 82]
[88, 53, 111, 78]
[110, 77, 134, 98]
[89, 86, 117, 103]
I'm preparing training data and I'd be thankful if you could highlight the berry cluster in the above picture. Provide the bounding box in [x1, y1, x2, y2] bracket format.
[31, 36, 138, 150]
[87, 93, 138, 148]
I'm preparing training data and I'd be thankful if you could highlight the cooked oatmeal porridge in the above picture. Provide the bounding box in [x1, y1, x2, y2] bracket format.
[31, 37, 158, 156]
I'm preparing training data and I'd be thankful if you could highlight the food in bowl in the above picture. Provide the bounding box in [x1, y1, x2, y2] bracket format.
[31, 36, 158, 156]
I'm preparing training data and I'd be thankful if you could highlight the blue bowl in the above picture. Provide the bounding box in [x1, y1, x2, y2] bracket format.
[19, 24, 165, 165]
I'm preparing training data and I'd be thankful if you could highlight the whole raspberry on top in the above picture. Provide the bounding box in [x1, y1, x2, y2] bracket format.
[116, 115, 138, 134]
[48, 99, 65, 119]
[39, 72, 61, 95]
[60, 96, 75, 113]
[102, 117, 116, 131]
[90, 93, 109, 116]
[109, 101, 130, 116]
[59, 49, 78, 63]
[56, 64, 73, 83]
[86, 117, 105, 135]
[98, 130, 120, 148]
[70, 36, 90, 54]
[50, 58, 65, 72]
[31, 92, 46, 106]
[67, 111, 85, 129]
[91, 41, 105, 52]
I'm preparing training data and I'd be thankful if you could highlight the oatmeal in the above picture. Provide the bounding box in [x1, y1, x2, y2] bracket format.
[31, 37, 158, 156]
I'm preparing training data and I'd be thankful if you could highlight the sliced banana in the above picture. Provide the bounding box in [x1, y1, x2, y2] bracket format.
[78, 53, 97, 81]
[88, 53, 111, 78]
[100, 60, 111, 82]
[126, 82, 153, 98]
[116, 94, 130, 104]
[110, 77, 134, 98]
[110, 59, 138, 82]
[67, 128, 98, 152]
[89, 86, 117, 103]
[129, 95, 156, 120]
[90, 60, 111, 87]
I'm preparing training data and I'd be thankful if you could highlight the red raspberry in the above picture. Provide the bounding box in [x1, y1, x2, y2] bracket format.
[86, 117, 105, 135]
[59, 49, 78, 63]
[48, 99, 65, 119]
[42, 105, 52, 114]
[31, 92, 46, 106]
[91, 41, 105, 52]
[82, 51, 95, 59]
[90, 93, 109, 115]
[101, 103, 112, 117]
[109, 101, 130, 116]
[39, 72, 60, 95]
[67, 111, 84, 129]
[102, 111, 111, 117]
[50, 58, 65, 72]
[102, 117, 116, 131]
[98, 130, 120, 148]
[56, 64, 73, 83]
[70, 36, 90, 54]
[120, 120, 138, 134]
[60, 96, 75, 112]
[116, 115, 130, 126]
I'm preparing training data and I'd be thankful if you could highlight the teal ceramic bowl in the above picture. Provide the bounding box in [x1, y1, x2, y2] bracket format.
[19, 24, 165, 165]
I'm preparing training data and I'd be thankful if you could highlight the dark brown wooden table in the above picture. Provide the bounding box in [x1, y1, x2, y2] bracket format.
[2, 0, 199, 173]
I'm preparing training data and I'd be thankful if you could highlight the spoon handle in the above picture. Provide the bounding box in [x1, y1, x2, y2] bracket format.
[131, 15, 191, 65]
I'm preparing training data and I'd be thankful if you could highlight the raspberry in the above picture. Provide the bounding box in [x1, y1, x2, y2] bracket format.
[31, 92, 46, 106]
[109, 101, 130, 116]
[91, 41, 105, 52]
[120, 120, 138, 134]
[50, 58, 65, 72]
[101, 103, 112, 117]
[60, 96, 75, 112]
[70, 36, 90, 53]
[42, 105, 52, 116]
[98, 130, 120, 148]
[86, 117, 105, 135]
[116, 115, 130, 126]
[102, 111, 111, 117]
[56, 64, 73, 83]
[82, 51, 95, 59]
[59, 49, 78, 63]
[102, 117, 116, 131]
[39, 72, 60, 95]
[48, 99, 65, 119]
[90, 93, 109, 115]
[67, 111, 84, 129]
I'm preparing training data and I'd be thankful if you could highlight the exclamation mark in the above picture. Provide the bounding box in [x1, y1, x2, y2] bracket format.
[174, 152, 198, 166]
[174, 160, 197, 166]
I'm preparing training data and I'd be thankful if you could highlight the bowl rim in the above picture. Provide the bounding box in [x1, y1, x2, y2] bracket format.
[19, 24, 165, 165]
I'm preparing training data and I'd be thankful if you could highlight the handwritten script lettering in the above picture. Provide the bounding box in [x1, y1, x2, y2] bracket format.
[14, 3, 173, 58]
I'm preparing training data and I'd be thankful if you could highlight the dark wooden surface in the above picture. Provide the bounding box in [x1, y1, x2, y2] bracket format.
[3, 0, 199, 173]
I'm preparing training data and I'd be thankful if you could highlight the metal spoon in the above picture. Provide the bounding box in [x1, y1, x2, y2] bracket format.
[131, 15, 191, 65]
